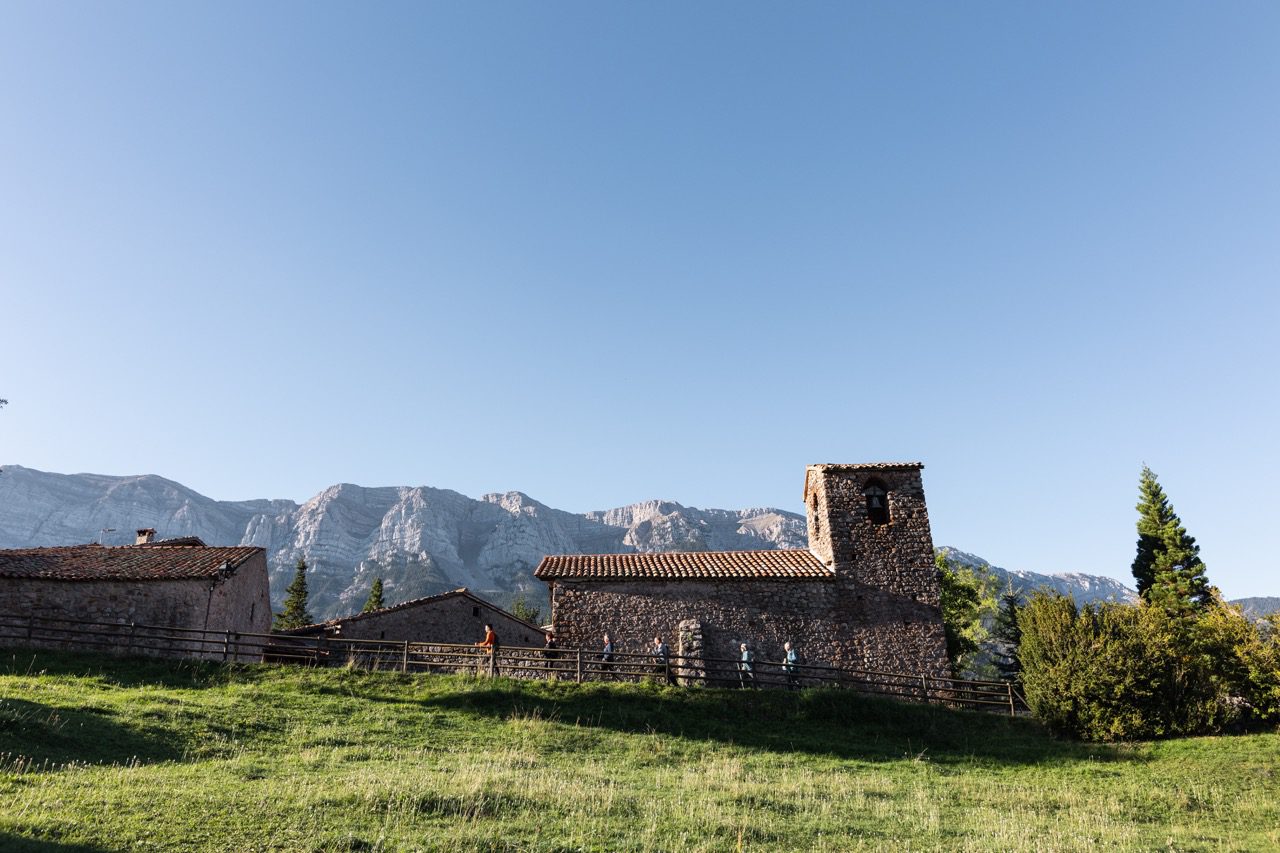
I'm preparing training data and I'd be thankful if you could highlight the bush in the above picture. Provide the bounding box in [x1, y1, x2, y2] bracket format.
[935, 552, 997, 677]
[1019, 593, 1280, 741]
[1198, 607, 1280, 724]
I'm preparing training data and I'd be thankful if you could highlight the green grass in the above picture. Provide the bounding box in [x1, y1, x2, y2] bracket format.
[1, 649, 1278, 852]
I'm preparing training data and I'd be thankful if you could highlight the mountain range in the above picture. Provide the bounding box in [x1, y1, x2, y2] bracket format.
[1, 464, 1272, 621]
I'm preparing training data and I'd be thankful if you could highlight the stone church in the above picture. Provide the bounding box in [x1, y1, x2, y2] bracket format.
[535, 463, 950, 678]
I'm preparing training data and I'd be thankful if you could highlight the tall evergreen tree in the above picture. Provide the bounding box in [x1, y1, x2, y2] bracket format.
[273, 558, 313, 630]
[509, 594, 541, 626]
[362, 578, 385, 613]
[991, 584, 1023, 682]
[1132, 466, 1174, 597]
[1132, 466, 1212, 613]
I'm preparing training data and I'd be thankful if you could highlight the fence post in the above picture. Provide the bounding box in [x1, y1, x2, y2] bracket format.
[576, 648, 582, 683]
[488, 645, 496, 678]
[919, 672, 929, 702]
[222, 630, 231, 661]
[402, 641, 409, 673]
[126, 621, 136, 655]
[1007, 682, 1016, 717]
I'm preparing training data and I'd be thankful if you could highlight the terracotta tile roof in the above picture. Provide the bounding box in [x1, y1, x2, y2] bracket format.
[0, 544, 262, 581]
[807, 462, 924, 471]
[534, 549, 833, 580]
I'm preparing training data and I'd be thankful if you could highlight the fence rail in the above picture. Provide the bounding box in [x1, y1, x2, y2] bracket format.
[0, 612, 1029, 715]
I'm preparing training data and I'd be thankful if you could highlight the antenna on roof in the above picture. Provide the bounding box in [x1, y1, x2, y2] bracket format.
[98, 528, 116, 545]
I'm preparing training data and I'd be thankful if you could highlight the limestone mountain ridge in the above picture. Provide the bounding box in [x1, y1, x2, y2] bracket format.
[3, 463, 1255, 621]
[0, 465, 812, 619]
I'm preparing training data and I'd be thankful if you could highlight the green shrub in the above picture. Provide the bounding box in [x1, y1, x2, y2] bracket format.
[1197, 607, 1280, 724]
[1019, 593, 1279, 741]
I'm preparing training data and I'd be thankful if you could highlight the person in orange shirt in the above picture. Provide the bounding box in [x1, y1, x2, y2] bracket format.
[475, 624, 500, 675]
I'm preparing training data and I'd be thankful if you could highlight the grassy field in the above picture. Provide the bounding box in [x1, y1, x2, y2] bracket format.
[1, 649, 1278, 852]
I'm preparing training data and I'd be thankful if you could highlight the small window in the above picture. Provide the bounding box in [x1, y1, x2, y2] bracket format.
[864, 479, 889, 524]
[472, 606, 480, 618]
[379, 631, 385, 640]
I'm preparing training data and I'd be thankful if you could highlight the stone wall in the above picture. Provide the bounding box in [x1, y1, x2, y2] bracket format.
[320, 593, 543, 648]
[0, 554, 272, 661]
[549, 576, 946, 679]
[551, 578, 835, 680]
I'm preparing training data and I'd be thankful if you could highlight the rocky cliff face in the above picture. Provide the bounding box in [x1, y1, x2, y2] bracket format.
[0, 465, 810, 619]
[0, 464, 1199, 620]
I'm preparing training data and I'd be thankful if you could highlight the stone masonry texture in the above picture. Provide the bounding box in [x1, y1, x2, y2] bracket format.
[0, 551, 272, 661]
[545, 463, 950, 679]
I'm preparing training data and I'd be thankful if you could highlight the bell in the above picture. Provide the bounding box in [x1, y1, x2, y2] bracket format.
[869, 495, 883, 509]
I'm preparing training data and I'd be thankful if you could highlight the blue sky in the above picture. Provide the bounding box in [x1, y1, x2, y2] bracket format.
[1, 3, 1276, 597]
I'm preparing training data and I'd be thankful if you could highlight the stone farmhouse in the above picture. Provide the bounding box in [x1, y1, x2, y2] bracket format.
[535, 463, 950, 678]
[281, 587, 544, 647]
[0, 529, 270, 659]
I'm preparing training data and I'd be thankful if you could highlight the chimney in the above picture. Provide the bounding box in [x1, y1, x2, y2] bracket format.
[135, 528, 156, 545]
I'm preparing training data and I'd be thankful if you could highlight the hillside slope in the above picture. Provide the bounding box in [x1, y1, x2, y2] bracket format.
[2, 649, 1278, 852]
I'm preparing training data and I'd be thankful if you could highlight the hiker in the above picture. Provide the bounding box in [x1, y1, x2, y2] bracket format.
[600, 632, 615, 680]
[475, 623, 500, 676]
[783, 641, 800, 690]
[651, 635, 673, 684]
[738, 642, 756, 689]
[543, 631, 560, 680]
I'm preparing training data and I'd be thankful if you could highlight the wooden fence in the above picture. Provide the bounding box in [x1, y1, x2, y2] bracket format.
[0, 612, 1030, 715]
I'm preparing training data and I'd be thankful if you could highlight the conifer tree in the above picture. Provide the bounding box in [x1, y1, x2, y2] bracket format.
[274, 558, 313, 630]
[1132, 466, 1212, 613]
[991, 584, 1023, 682]
[362, 578, 385, 613]
[1132, 466, 1172, 597]
[509, 594, 541, 626]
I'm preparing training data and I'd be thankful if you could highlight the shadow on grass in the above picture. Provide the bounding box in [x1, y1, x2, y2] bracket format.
[2, 647, 243, 691]
[413, 678, 1126, 767]
[0, 834, 111, 853]
[3, 647, 1126, 769]
[0, 697, 183, 767]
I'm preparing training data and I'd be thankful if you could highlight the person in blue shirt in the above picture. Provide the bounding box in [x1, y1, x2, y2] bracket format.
[600, 632, 615, 680]
[738, 642, 756, 689]
[783, 641, 800, 690]
[652, 635, 673, 684]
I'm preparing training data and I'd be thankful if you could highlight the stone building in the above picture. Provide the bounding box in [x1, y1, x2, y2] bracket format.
[0, 531, 271, 660]
[535, 463, 950, 678]
[282, 588, 544, 647]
